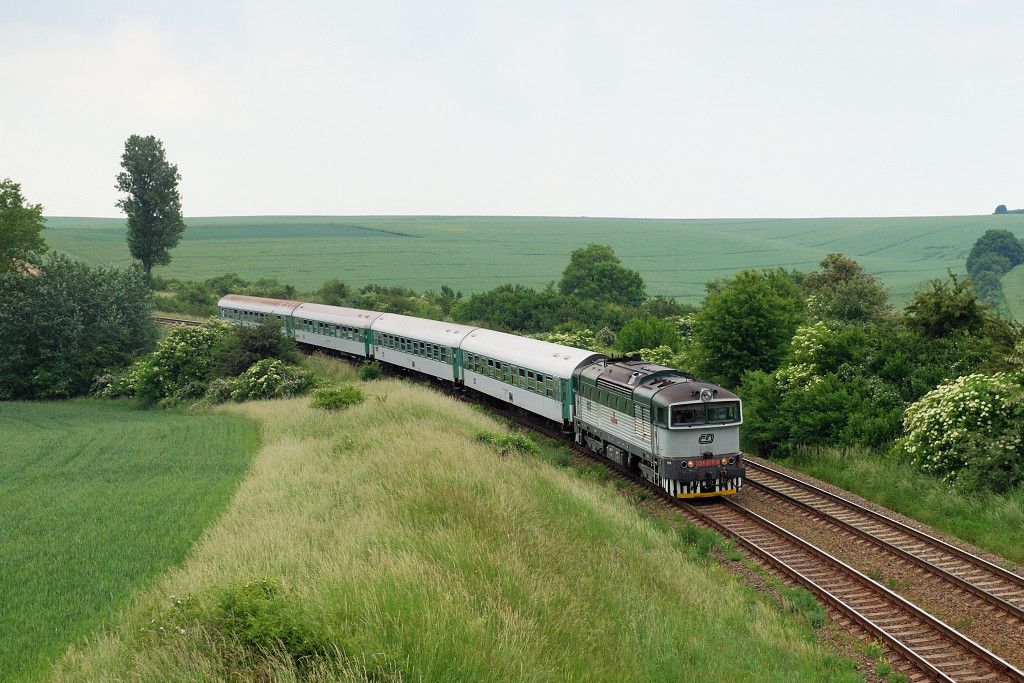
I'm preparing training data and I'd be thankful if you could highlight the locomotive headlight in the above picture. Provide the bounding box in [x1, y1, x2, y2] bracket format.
[700, 388, 714, 403]
[687, 460, 694, 468]
[728, 457, 735, 464]
[721, 458, 728, 465]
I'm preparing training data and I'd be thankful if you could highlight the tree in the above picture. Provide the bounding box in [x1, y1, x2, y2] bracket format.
[452, 284, 564, 332]
[902, 272, 986, 338]
[0, 253, 157, 399]
[802, 253, 891, 323]
[317, 278, 351, 306]
[995, 205, 1008, 214]
[614, 316, 681, 353]
[116, 135, 186, 278]
[966, 229, 1024, 276]
[689, 268, 805, 387]
[558, 244, 646, 307]
[0, 178, 47, 274]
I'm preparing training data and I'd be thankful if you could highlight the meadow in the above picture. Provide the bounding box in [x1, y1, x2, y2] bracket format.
[778, 447, 1024, 566]
[44, 214, 1024, 304]
[53, 371, 858, 682]
[0, 400, 258, 680]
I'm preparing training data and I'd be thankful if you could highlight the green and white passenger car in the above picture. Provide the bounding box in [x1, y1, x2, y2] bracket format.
[291, 302, 382, 356]
[370, 313, 476, 381]
[461, 328, 604, 424]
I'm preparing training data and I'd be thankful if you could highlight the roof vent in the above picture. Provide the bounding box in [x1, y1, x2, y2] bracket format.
[627, 371, 641, 386]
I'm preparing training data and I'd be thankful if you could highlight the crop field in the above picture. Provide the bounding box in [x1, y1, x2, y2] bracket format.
[45, 214, 1024, 305]
[53, 372, 858, 681]
[1000, 263, 1024, 320]
[0, 400, 258, 680]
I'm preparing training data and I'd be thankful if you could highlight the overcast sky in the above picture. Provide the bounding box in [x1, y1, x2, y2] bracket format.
[2, 1, 1021, 218]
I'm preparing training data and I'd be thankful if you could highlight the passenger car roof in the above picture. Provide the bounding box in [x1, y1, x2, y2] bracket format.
[292, 302, 383, 327]
[461, 328, 605, 379]
[218, 294, 302, 316]
[370, 313, 477, 347]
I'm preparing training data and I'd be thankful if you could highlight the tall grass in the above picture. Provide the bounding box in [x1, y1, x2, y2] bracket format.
[0, 400, 258, 680]
[54, 375, 858, 681]
[779, 447, 1024, 565]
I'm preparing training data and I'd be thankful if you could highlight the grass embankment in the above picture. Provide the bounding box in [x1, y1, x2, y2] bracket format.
[0, 400, 258, 680]
[778, 448, 1024, 566]
[45, 213, 1024, 304]
[55, 372, 858, 681]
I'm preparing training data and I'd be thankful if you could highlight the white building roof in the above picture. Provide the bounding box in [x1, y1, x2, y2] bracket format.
[460, 328, 605, 379]
[292, 302, 383, 328]
[218, 294, 302, 317]
[371, 313, 478, 347]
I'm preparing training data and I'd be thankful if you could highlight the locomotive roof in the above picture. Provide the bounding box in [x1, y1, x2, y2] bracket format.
[292, 302, 383, 327]
[218, 294, 302, 316]
[370, 313, 477, 347]
[578, 359, 738, 407]
[461, 328, 605, 379]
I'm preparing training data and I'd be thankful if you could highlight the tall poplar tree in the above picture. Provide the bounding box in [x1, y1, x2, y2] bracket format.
[115, 135, 185, 278]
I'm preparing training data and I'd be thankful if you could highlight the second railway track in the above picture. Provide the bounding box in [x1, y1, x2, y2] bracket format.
[743, 458, 1024, 621]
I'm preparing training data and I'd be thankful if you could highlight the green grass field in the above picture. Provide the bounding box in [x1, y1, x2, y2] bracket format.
[53, 373, 858, 681]
[0, 400, 258, 680]
[45, 214, 1024, 304]
[1000, 263, 1024, 320]
[778, 447, 1024, 566]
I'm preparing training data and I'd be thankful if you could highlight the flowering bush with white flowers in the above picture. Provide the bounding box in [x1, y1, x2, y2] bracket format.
[898, 371, 1024, 489]
[132, 320, 235, 404]
[533, 328, 600, 352]
[230, 359, 314, 402]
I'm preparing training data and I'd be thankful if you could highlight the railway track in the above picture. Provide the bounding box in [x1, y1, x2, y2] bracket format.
[153, 315, 203, 327]
[743, 458, 1024, 624]
[687, 497, 1024, 682]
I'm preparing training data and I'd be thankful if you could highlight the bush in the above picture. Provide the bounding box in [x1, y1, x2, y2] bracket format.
[898, 371, 1024, 490]
[230, 359, 314, 402]
[212, 317, 299, 377]
[358, 361, 384, 381]
[94, 362, 147, 399]
[152, 578, 335, 675]
[475, 430, 538, 454]
[133, 320, 236, 405]
[902, 273, 987, 339]
[636, 346, 683, 368]
[615, 316, 681, 353]
[533, 328, 601, 352]
[311, 385, 365, 411]
[205, 377, 238, 404]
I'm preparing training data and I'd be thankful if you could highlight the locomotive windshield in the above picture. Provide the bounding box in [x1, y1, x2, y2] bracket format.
[671, 401, 741, 427]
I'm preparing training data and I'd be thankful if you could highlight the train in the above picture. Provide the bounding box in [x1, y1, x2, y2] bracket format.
[218, 294, 746, 498]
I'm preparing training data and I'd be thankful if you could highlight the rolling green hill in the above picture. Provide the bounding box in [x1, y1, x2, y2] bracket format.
[45, 214, 1024, 304]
